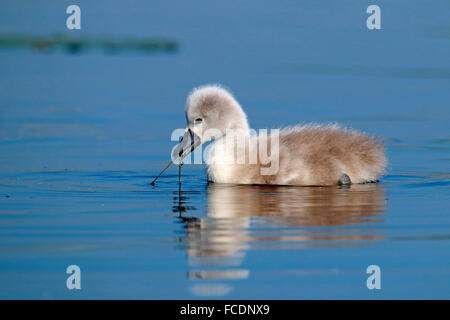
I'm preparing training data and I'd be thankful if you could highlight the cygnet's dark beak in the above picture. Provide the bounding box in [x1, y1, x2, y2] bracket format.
[171, 128, 201, 162]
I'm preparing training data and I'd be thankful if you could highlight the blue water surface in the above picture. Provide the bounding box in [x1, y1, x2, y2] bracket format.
[0, 0, 449, 299]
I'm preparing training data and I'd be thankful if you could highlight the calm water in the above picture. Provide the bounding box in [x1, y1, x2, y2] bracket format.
[0, 0, 449, 299]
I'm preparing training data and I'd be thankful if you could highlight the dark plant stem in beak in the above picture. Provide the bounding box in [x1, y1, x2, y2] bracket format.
[150, 160, 174, 185]
[152, 128, 198, 186]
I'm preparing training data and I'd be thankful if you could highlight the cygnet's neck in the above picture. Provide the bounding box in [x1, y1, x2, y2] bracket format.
[220, 120, 251, 143]
[228, 108, 250, 133]
[207, 108, 251, 167]
[208, 124, 252, 166]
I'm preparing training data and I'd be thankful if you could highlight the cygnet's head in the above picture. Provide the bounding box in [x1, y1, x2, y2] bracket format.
[172, 85, 249, 161]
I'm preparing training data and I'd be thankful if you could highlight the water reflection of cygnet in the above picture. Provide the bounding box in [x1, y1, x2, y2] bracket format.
[179, 183, 385, 295]
[207, 183, 386, 228]
[186, 184, 385, 259]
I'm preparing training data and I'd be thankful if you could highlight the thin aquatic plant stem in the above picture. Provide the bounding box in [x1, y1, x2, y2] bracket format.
[178, 178, 182, 217]
[150, 160, 174, 185]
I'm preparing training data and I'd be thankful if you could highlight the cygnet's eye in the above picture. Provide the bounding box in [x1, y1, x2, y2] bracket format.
[195, 118, 203, 124]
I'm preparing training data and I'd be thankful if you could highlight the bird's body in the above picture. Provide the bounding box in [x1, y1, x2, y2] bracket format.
[172, 85, 387, 186]
[206, 124, 385, 185]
